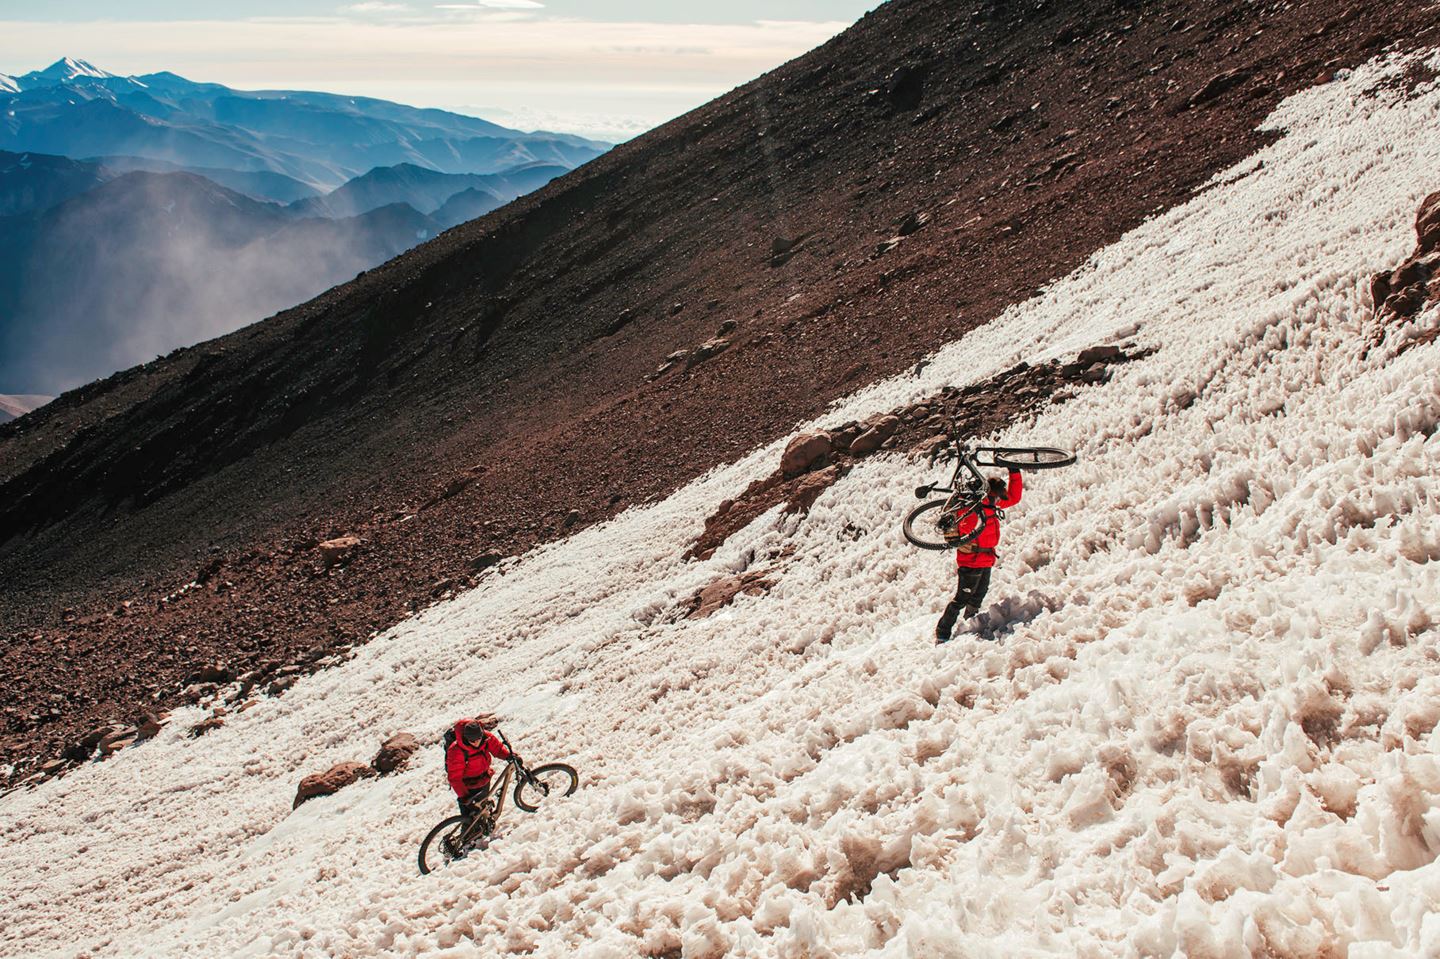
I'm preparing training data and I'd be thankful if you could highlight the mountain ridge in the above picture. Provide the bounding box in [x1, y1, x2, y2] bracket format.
[0, 59, 609, 190]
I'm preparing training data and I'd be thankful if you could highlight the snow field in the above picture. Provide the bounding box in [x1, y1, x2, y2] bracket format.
[4, 50, 1440, 958]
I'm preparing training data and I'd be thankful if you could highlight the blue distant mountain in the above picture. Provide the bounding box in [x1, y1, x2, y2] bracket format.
[0, 59, 611, 394]
[0, 58, 608, 194]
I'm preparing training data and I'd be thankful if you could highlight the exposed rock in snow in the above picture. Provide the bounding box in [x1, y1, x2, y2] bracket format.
[847, 414, 901, 455]
[293, 761, 376, 808]
[780, 431, 832, 477]
[1417, 189, 1440, 251]
[372, 734, 420, 775]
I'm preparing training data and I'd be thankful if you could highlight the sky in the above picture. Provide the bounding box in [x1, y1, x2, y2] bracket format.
[0, 1, 877, 141]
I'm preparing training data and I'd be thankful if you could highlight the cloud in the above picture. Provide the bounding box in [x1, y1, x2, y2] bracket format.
[435, 0, 544, 8]
[346, 2, 412, 11]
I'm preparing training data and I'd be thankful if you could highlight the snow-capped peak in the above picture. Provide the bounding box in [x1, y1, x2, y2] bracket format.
[38, 56, 114, 81]
[0, 73, 18, 95]
[14, 57, 119, 90]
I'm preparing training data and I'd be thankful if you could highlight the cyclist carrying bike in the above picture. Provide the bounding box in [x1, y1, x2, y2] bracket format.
[936, 469, 1021, 643]
[446, 714, 510, 818]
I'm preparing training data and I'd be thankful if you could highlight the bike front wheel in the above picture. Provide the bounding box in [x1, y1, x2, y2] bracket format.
[514, 763, 579, 812]
[987, 447, 1076, 470]
[903, 499, 983, 550]
[418, 815, 473, 874]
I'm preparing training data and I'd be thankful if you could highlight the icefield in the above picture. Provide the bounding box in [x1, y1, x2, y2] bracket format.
[5, 51, 1440, 958]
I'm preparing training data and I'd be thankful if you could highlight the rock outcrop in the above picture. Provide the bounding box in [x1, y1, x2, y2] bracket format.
[294, 761, 376, 808]
[780, 432, 832, 477]
[372, 733, 420, 775]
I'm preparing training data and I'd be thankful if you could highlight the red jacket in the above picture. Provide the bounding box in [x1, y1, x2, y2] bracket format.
[446, 720, 510, 800]
[954, 471, 1022, 568]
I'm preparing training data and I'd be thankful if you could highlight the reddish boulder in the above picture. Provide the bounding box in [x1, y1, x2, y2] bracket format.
[849, 415, 901, 456]
[293, 761, 377, 809]
[780, 431, 832, 477]
[189, 716, 225, 737]
[97, 726, 138, 755]
[785, 465, 841, 514]
[136, 714, 167, 741]
[1391, 257, 1430, 290]
[1384, 286, 1426, 317]
[1370, 272, 1392, 307]
[688, 570, 774, 619]
[1417, 191, 1440, 253]
[318, 536, 362, 568]
[1076, 345, 1122, 365]
[685, 337, 731, 370]
[373, 733, 420, 775]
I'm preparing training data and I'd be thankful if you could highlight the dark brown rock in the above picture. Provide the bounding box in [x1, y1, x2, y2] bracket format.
[786, 465, 841, 513]
[1076, 345, 1123, 365]
[685, 337, 731, 369]
[136, 713, 167, 741]
[1370, 272, 1392, 306]
[373, 732, 420, 775]
[688, 570, 775, 619]
[848, 415, 901, 456]
[97, 727, 138, 755]
[898, 211, 931, 236]
[318, 536, 362, 568]
[1391, 257, 1430, 290]
[1384, 286, 1426, 317]
[1186, 68, 1251, 109]
[780, 431, 833, 477]
[293, 761, 377, 808]
[470, 551, 504, 571]
[1417, 191, 1440, 252]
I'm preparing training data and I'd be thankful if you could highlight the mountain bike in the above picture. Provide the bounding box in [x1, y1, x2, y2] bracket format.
[417, 727, 578, 874]
[903, 441, 1075, 550]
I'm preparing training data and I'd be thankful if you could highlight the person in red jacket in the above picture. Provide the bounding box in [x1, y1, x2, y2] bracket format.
[936, 469, 1022, 643]
[446, 715, 511, 819]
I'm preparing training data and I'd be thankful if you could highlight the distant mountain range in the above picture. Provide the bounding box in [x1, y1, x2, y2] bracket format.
[0, 59, 610, 395]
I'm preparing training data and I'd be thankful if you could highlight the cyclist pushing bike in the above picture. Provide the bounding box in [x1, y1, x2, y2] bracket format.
[419, 714, 579, 873]
[935, 469, 1020, 643]
[901, 437, 1074, 643]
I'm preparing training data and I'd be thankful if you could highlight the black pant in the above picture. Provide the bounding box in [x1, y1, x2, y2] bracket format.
[457, 778, 491, 818]
[936, 567, 991, 639]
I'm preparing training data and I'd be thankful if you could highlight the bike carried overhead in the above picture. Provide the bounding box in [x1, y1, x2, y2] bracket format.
[418, 725, 578, 874]
[903, 436, 1075, 551]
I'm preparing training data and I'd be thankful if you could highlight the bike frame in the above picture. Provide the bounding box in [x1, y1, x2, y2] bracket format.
[455, 728, 529, 845]
[917, 443, 1003, 505]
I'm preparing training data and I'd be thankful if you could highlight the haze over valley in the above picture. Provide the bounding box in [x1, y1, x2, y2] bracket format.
[0, 58, 609, 397]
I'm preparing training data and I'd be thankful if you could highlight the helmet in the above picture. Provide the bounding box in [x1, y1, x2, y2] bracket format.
[461, 716, 496, 745]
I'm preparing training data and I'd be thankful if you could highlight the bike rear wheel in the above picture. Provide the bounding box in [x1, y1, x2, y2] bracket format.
[514, 763, 579, 812]
[987, 447, 1076, 470]
[418, 815, 478, 874]
[903, 499, 983, 550]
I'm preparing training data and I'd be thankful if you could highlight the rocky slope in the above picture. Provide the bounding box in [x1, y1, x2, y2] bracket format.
[3, 0, 1437, 784]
